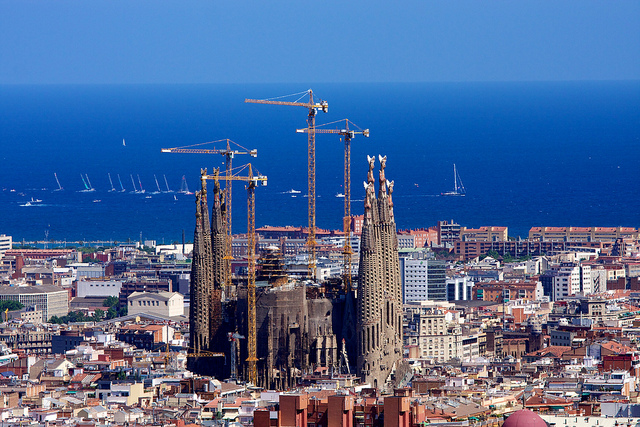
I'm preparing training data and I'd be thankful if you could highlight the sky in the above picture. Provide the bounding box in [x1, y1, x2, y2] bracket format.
[0, 1, 639, 84]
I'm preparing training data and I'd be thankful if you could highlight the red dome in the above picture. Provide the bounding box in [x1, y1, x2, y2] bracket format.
[503, 409, 547, 427]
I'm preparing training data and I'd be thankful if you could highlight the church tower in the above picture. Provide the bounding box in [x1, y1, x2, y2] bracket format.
[188, 168, 227, 376]
[356, 155, 404, 389]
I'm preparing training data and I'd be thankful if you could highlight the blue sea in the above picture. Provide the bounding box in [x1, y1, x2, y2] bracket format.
[0, 82, 638, 244]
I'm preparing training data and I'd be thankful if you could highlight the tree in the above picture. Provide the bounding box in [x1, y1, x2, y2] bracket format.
[103, 296, 119, 308]
[0, 300, 24, 311]
[67, 311, 86, 323]
[106, 307, 118, 320]
[49, 315, 63, 324]
[486, 250, 500, 259]
[92, 309, 105, 322]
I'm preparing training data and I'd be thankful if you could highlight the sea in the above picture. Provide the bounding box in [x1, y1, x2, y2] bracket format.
[0, 81, 638, 245]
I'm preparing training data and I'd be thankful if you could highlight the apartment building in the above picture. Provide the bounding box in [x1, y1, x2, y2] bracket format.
[404, 301, 462, 362]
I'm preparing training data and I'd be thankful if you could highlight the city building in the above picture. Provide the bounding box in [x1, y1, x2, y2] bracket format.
[400, 252, 446, 302]
[7, 305, 43, 324]
[404, 300, 462, 362]
[529, 226, 638, 242]
[446, 276, 474, 301]
[473, 280, 543, 302]
[540, 262, 593, 300]
[76, 279, 122, 298]
[127, 291, 184, 318]
[460, 226, 508, 242]
[0, 235, 11, 259]
[437, 220, 461, 247]
[0, 285, 68, 321]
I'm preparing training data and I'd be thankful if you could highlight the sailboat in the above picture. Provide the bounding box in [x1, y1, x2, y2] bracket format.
[441, 164, 466, 196]
[129, 174, 141, 194]
[85, 174, 96, 192]
[123, 138, 126, 147]
[178, 175, 193, 195]
[151, 175, 162, 194]
[108, 173, 116, 192]
[163, 175, 174, 193]
[137, 175, 146, 194]
[79, 174, 96, 192]
[117, 174, 126, 192]
[54, 173, 63, 191]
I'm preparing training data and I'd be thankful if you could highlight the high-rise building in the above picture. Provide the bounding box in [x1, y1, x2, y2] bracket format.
[356, 155, 405, 389]
[399, 253, 446, 303]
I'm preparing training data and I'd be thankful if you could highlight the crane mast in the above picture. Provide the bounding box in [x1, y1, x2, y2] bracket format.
[203, 163, 266, 386]
[297, 119, 369, 291]
[245, 90, 328, 280]
[162, 139, 257, 296]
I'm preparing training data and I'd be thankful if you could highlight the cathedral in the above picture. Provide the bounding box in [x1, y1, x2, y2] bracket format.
[188, 159, 407, 390]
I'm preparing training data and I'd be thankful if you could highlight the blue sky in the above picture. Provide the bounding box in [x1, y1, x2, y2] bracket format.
[1, 1, 638, 84]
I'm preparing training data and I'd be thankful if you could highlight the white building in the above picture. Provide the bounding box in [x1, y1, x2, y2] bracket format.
[0, 235, 11, 259]
[76, 279, 122, 298]
[0, 285, 68, 321]
[127, 291, 184, 318]
[400, 253, 446, 302]
[66, 263, 104, 280]
[550, 262, 593, 299]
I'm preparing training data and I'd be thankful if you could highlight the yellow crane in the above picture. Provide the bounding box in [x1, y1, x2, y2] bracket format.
[245, 90, 328, 280]
[185, 349, 225, 358]
[203, 164, 267, 385]
[161, 139, 257, 294]
[297, 119, 369, 291]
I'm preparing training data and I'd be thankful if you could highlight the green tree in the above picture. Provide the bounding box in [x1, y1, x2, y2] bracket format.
[118, 306, 128, 317]
[49, 315, 63, 324]
[103, 296, 119, 308]
[486, 250, 500, 259]
[92, 309, 105, 322]
[106, 307, 118, 320]
[0, 300, 24, 311]
[67, 311, 90, 323]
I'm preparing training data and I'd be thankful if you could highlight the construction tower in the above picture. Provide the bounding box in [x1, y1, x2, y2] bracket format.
[297, 119, 369, 290]
[245, 90, 328, 280]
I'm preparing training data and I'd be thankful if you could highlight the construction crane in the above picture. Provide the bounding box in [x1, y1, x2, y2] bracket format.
[185, 349, 225, 358]
[203, 164, 267, 385]
[297, 119, 369, 291]
[161, 139, 257, 295]
[245, 90, 328, 280]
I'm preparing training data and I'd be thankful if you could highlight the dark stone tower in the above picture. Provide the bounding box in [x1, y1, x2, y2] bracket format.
[188, 169, 228, 377]
[356, 155, 404, 390]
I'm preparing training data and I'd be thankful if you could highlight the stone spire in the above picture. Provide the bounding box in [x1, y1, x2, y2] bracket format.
[208, 169, 226, 367]
[210, 169, 226, 291]
[356, 155, 404, 390]
[189, 188, 210, 356]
